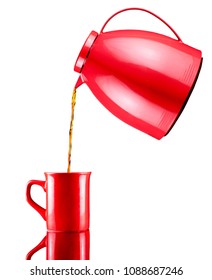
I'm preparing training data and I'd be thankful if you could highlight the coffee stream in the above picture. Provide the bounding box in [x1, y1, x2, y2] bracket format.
[67, 87, 77, 172]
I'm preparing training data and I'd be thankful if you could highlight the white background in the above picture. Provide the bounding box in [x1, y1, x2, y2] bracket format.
[0, 0, 211, 279]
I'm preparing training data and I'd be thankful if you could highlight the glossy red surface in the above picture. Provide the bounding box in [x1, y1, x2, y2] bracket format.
[26, 231, 90, 260]
[26, 172, 91, 231]
[74, 8, 202, 139]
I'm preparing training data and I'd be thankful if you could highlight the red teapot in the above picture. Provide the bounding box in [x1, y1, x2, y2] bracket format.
[74, 8, 202, 139]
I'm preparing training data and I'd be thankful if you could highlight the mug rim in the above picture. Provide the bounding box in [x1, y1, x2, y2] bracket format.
[44, 172, 92, 175]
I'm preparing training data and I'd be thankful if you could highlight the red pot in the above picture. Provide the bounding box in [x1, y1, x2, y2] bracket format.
[74, 8, 202, 139]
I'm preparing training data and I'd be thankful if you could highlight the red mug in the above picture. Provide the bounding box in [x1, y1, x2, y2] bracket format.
[26, 230, 90, 260]
[26, 172, 91, 231]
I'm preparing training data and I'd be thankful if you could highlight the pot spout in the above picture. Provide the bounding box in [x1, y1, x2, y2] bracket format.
[75, 75, 84, 89]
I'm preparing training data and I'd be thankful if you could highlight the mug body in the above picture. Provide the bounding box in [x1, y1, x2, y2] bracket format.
[46, 230, 90, 260]
[45, 172, 91, 231]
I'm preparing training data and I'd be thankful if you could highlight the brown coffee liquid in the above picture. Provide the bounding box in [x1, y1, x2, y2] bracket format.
[67, 87, 77, 172]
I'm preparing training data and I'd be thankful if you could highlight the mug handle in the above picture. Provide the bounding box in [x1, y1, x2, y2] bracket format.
[26, 180, 46, 220]
[26, 236, 46, 260]
[100, 7, 182, 42]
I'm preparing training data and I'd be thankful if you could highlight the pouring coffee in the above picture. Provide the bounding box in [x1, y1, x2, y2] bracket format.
[26, 7, 202, 260]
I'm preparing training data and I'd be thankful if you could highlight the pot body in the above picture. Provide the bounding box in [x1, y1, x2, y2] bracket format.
[75, 29, 202, 139]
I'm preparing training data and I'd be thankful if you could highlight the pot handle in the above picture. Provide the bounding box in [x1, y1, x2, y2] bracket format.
[100, 7, 182, 42]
